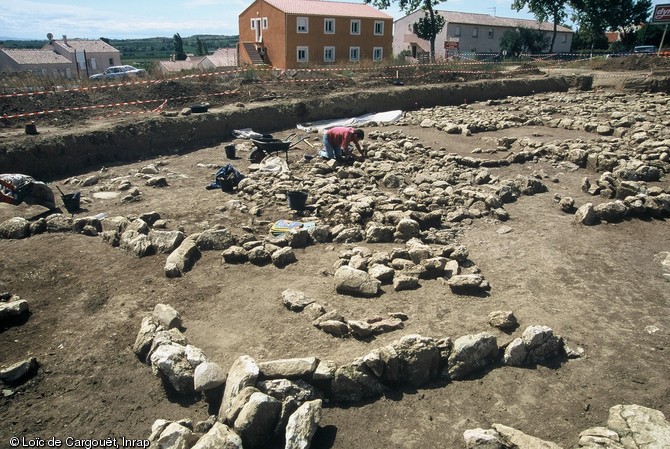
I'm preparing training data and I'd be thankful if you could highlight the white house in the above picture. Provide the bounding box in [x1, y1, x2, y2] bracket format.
[42, 35, 121, 77]
[394, 10, 573, 59]
[0, 49, 74, 77]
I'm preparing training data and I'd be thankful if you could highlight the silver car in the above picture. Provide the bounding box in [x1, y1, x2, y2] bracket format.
[90, 65, 147, 80]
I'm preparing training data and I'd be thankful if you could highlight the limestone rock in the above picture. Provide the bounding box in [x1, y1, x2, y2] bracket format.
[191, 422, 242, 449]
[149, 343, 195, 394]
[448, 333, 498, 380]
[219, 355, 260, 422]
[574, 203, 598, 225]
[492, 423, 562, 448]
[0, 298, 29, 322]
[272, 246, 297, 267]
[165, 238, 200, 277]
[281, 290, 315, 312]
[149, 230, 185, 254]
[463, 428, 505, 449]
[284, 399, 323, 449]
[488, 311, 518, 331]
[330, 360, 384, 403]
[233, 392, 281, 449]
[0, 357, 38, 383]
[258, 357, 319, 380]
[334, 266, 380, 297]
[152, 303, 182, 329]
[222, 246, 248, 264]
[607, 404, 670, 449]
[194, 362, 227, 392]
[0, 217, 30, 239]
[447, 274, 490, 294]
[197, 228, 236, 251]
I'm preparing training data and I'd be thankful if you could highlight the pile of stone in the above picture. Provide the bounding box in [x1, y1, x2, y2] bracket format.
[281, 289, 407, 339]
[331, 240, 489, 296]
[464, 404, 670, 448]
[134, 305, 577, 448]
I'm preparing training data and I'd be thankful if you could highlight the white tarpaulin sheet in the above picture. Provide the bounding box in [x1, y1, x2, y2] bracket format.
[297, 110, 403, 133]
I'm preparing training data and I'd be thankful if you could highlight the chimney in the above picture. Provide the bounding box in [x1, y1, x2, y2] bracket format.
[62, 35, 68, 46]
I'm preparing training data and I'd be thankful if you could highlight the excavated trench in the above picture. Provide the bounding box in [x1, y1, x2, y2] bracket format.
[2, 75, 592, 180]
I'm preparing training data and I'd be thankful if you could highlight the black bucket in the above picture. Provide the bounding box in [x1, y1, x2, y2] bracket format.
[225, 144, 236, 159]
[287, 190, 308, 210]
[62, 192, 81, 213]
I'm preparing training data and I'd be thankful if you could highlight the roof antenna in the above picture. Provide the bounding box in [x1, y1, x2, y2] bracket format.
[488, 7, 496, 16]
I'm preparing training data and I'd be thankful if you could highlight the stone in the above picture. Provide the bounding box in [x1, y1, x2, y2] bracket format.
[281, 290, 315, 312]
[447, 274, 490, 293]
[334, 266, 380, 297]
[492, 423, 562, 448]
[152, 303, 182, 329]
[370, 317, 404, 335]
[0, 357, 38, 383]
[318, 320, 350, 337]
[149, 230, 185, 254]
[197, 228, 237, 251]
[233, 392, 281, 449]
[607, 404, 670, 449]
[256, 378, 321, 403]
[448, 333, 498, 380]
[248, 246, 271, 265]
[463, 428, 504, 449]
[219, 355, 260, 422]
[156, 422, 199, 449]
[258, 357, 318, 380]
[348, 320, 373, 339]
[165, 238, 200, 277]
[503, 338, 528, 366]
[284, 399, 323, 449]
[574, 203, 598, 225]
[133, 315, 161, 362]
[149, 343, 194, 394]
[365, 223, 395, 243]
[390, 334, 440, 387]
[0, 217, 30, 239]
[487, 310, 518, 331]
[222, 246, 248, 264]
[368, 264, 395, 284]
[393, 274, 419, 291]
[0, 298, 29, 321]
[191, 422, 243, 449]
[286, 228, 313, 248]
[272, 246, 297, 267]
[121, 231, 154, 258]
[594, 201, 628, 223]
[395, 218, 420, 241]
[194, 362, 227, 392]
[330, 359, 384, 403]
[146, 176, 168, 187]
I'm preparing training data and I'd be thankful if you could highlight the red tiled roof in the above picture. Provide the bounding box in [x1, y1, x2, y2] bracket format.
[264, 0, 392, 19]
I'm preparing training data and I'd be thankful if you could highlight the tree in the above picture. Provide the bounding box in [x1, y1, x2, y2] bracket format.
[173, 33, 187, 61]
[569, 0, 651, 50]
[195, 37, 209, 56]
[512, 0, 569, 53]
[500, 27, 550, 56]
[365, 0, 445, 62]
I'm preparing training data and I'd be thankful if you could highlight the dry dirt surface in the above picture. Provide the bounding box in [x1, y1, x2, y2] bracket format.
[1, 60, 669, 449]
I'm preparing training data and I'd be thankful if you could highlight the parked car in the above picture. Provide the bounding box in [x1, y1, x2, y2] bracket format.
[90, 65, 147, 80]
[632, 45, 658, 54]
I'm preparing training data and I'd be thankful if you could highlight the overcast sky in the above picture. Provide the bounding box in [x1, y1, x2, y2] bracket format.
[1, 0, 667, 40]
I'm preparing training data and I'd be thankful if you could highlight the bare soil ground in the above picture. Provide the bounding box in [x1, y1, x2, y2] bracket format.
[0, 59, 669, 448]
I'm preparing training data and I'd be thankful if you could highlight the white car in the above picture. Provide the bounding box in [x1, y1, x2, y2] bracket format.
[90, 65, 147, 80]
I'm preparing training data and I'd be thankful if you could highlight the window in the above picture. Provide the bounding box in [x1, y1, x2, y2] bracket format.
[251, 18, 256, 29]
[324, 46, 335, 62]
[297, 46, 308, 62]
[374, 21, 384, 35]
[349, 46, 360, 61]
[373, 47, 383, 61]
[454, 26, 461, 37]
[88, 58, 97, 69]
[108, 58, 114, 65]
[263, 18, 268, 29]
[297, 17, 308, 33]
[324, 18, 335, 34]
[487, 28, 494, 39]
[472, 27, 479, 38]
[350, 19, 360, 35]
[562, 34, 567, 43]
